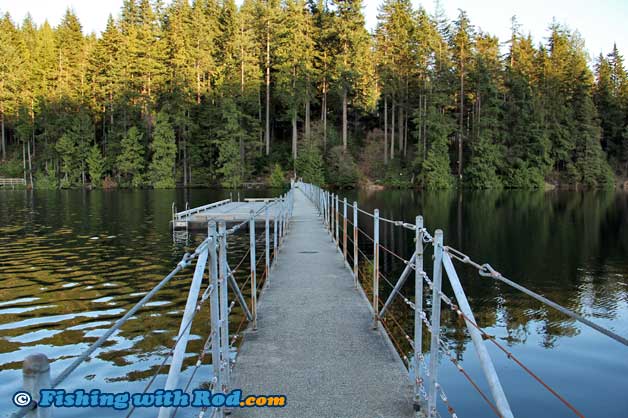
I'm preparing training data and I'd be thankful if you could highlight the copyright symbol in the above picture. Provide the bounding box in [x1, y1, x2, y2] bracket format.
[13, 391, 32, 407]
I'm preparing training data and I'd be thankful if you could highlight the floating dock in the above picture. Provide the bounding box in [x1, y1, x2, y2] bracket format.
[172, 198, 282, 230]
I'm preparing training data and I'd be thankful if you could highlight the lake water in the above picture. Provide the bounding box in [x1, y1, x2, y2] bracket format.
[1, 188, 627, 417]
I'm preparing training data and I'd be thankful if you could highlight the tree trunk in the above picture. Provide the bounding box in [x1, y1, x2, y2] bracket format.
[183, 136, 188, 187]
[391, 98, 395, 160]
[458, 55, 464, 180]
[265, 15, 271, 156]
[398, 105, 403, 159]
[22, 142, 26, 182]
[292, 110, 297, 160]
[342, 87, 348, 150]
[404, 111, 408, 157]
[384, 96, 388, 164]
[27, 141, 33, 186]
[1, 111, 5, 160]
[322, 78, 327, 151]
[305, 85, 311, 141]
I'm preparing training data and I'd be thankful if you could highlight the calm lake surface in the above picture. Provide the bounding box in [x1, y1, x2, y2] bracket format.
[1, 188, 627, 417]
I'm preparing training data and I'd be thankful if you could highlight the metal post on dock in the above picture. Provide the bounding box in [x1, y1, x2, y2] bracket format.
[373, 209, 380, 329]
[442, 253, 514, 418]
[249, 210, 257, 330]
[273, 203, 278, 258]
[279, 197, 284, 242]
[22, 354, 51, 418]
[353, 201, 358, 287]
[427, 230, 443, 418]
[330, 193, 334, 237]
[343, 198, 348, 260]
[208, 222, 222, 417]
[414, 216, 424, 416]
[265, 204, 270, 286]
[335, 195, 339, 246]
[218, 221, 230, 393]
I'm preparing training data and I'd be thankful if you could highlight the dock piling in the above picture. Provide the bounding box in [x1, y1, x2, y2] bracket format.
[22, 354, 51, 418]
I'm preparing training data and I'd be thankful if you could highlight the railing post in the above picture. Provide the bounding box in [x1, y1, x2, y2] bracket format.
[249, 210, 257, 330]
[265, 204, 270, 286]
[218, 221, 230, 394]
[279, 197, 284, 241]
[428, 230, 443, 418]
[208, 222, 223, 418]
[330, 193, 335, 237]
[343, 198, 348, 260]
[353, 201, 358, 288]
[373, 209, 380, 329]
[273, 204, 278, 258]
[159, 228, 210, 418]
[335, 194, 339, 246]
[22, 354, 51, 418]
[414, 216, 424, 415]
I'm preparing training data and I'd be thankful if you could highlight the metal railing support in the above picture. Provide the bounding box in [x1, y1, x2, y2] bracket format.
[159, 236, 210, 418]
[249, 210, 257, 330]
[335, 194, 339, 246]
[218, 221, 230, 393]
[22, 354, 51, 418]
[343, 198, 348, 260]
[279, 197, 284, 242]
[427, 230, 444, 418]
[273, 205, 278, 258]
[379, 252, 418, 317]
[353, 201, 358, 287]
[226, 265, 253, 321]
[414, 216, 424, 415]
[442, 252, 514, 418]
[373, 209, 380, 329]
[265, 205, 270, 286]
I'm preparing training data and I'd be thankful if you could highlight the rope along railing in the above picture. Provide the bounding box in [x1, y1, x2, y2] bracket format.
[298, 181, 627, 418]
[13, 187, 295, 418]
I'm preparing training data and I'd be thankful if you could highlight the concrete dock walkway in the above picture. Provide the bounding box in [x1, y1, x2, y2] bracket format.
[230, 188, 414, 418]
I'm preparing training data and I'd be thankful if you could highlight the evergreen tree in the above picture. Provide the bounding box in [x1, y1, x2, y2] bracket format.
[87, 144, 105, 186]
[117, 126, 145, 186]
[149, 111, 177, 188]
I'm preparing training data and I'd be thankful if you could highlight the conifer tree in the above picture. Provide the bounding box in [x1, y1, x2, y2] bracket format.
[149, 111, 177, 188]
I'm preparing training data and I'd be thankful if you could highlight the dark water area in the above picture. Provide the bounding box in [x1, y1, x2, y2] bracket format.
[0, 188, 627, 417]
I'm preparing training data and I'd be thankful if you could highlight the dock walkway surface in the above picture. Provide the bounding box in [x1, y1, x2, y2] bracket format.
[230, 188, 414, 418]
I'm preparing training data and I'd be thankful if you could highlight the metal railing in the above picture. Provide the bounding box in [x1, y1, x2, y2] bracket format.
[13, 187, 295, 418]
[299, 181, 627, 418]
[0, 177, 27, 188]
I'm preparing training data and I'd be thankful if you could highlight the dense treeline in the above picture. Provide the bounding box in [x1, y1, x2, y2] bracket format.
[0, 0, 626, 189]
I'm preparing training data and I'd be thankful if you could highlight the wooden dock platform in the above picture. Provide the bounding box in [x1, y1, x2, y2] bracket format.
[229, 188, 414, 418]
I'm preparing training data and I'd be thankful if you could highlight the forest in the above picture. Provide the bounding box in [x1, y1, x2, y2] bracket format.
[0, 0, 626, 190]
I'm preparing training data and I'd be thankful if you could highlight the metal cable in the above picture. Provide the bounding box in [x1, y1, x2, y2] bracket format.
[444, 246, 628, 347]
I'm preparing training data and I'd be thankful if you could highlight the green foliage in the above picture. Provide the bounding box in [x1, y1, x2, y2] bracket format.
[87, 145, 105, 187]
[420, 134, 454, 189]
[0, 159, 23, 178]
[465, 135, 502, 189]
[217, 138, 242, 188]
[0, 0, 623, 190]
[149, 112, 177, 188]
[34, 169, 58, 190]
[325, 146, 358, 188]
[268, 164, 286, 188]
[296, 142, 325, 185]
[116, 127, 145, 187]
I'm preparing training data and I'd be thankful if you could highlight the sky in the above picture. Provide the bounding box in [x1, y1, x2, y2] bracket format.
[0, 0, 626, 61]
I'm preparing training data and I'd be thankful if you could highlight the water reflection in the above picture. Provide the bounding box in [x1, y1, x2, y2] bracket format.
[344, 188, 628, 417]
[0, 188, 626, 417]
